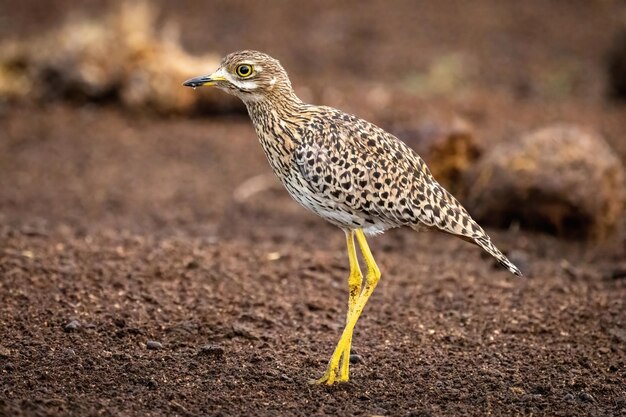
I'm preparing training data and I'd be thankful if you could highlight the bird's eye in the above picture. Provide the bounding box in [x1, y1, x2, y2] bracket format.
[236, 64, 253, 78]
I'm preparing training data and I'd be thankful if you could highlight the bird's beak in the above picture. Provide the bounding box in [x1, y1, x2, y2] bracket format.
[182, 71, 226, 88]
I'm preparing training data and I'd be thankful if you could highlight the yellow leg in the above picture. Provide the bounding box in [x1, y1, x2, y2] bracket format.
[312, 229, 381, 385]
[313, 230, 362, 384]
[339, 230, 363, 380]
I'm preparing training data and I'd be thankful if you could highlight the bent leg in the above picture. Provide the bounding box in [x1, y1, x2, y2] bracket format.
[313, 229, 381, 385]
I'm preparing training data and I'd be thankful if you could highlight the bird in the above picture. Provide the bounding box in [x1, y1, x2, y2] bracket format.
[183, 50, 523, 385]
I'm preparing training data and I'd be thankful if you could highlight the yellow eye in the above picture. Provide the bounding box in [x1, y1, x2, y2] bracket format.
[236, 64, 253, 78]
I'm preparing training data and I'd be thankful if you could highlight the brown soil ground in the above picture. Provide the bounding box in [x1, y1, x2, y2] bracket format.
[1, 1, 625, 416]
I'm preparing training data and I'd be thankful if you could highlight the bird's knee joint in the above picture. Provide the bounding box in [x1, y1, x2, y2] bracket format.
[367, 267, 381, 282]
[348, 272, 362, 285]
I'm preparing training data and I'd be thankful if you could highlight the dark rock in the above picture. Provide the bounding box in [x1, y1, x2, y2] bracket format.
[349, 354, 363, 364]
[532, 384, 551, 395]
[563, 393, 575, 402]
[198, 344, 225, 358]
[607, 28, 626, 100]
[146, 340, 163, 350]
[464, 125, 625, 239]
[64, 320, 81, 332]
[579, 392, 595, 403]
[605, 266, 626, 280]
[185, 259, 200, 269]
[4, 362, 14, 371]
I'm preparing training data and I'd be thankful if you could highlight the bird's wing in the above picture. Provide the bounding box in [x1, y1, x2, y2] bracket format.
[293, 112, 420, 226]
[294, 110, 522, 276]
[292, 109, 484, 235]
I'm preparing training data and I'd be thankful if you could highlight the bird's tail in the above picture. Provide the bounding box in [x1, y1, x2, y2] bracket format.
[419, 180, 523, 277]
[474, 235, 523, 277]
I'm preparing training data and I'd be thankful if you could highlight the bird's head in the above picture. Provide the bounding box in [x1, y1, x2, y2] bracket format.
[183, 50, 293, 103]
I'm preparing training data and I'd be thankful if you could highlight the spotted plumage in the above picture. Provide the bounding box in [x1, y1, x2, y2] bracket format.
[184, 50, 523, 385]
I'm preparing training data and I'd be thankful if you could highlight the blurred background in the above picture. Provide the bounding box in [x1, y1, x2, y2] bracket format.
[1, 1, 626, 415]
[1, 0, 624, 244]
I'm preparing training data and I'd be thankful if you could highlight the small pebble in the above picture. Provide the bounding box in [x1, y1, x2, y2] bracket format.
[185, 260, 200, 269]
[563, 393, 575, 402]
[609, 327, 626, 343]
[146, 340, 163, 350]
[64, 320, 81, 332]
[4, 362, 15, 371]
[579, 392, 595, 403]
[198, 344, 225, 357]
[0, 346, 11, 359]
[113, 352, 132, 361]
[230, 324, 259, 340]
[63, 348, 76, 356]
[279, 373, 293, 382]
[349, 354, 363, 364]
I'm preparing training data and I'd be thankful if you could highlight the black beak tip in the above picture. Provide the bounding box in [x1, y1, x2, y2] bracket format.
[183, 75, 212, 88]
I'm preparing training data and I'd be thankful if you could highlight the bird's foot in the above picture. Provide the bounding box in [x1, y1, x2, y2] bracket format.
[310, 363, 349, 385]
[309, 368, 337, 385]
[309, 346, 351, 385]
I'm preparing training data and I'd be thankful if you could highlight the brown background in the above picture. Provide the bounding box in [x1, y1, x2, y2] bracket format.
[1, 1, 625, 416]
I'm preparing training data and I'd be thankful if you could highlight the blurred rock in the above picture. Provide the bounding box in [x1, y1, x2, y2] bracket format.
[608, 327, 626, 343]
[0, 1, 242, 115]
[464, 125, 625, 239]
[605, 266, 626, 280]
[198, 344, 225, 358]
[349, 353, 363, 364]
[146, 340, 163, 350]
[392, 116, 481, 193]
[64, 320, 81, 332]
[0, 345, 11, 359]
[607, 28, 626, 100]
[579, 392, 595, 403]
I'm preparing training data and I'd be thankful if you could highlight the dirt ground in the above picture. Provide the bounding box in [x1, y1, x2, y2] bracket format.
[1, 1, 626, 416]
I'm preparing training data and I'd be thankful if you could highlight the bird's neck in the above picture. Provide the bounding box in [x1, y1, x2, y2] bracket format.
[244, 89, 304, 122]
[244, 89, 304, 169]
[244, 89, 305, 141]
